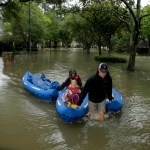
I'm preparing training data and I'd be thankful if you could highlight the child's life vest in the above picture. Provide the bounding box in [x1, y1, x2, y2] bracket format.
[67, 85, 80, 104]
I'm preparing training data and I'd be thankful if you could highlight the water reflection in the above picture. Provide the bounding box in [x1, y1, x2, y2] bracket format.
[0, 58, 10, 87]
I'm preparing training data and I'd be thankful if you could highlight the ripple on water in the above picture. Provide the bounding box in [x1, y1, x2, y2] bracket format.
[140, 72, 150, 81]
[0, 52, 150, 150]
[0, 74, 10, 86]
[125, 95, 150, 127]
[99, 92, 150, 150]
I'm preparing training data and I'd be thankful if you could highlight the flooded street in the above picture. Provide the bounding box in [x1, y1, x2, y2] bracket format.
[0, 49, 150, 150]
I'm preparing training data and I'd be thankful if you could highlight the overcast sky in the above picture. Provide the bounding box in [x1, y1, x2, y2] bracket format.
[140, 0, 150, 6]
[68, 0, 150, 6]
[0, 0, 149, 7]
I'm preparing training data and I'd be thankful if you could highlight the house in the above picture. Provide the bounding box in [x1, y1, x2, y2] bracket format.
[137, 40, 149, 54]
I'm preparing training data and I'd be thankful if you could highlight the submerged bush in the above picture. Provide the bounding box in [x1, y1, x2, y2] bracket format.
[95, 55, 127, 63]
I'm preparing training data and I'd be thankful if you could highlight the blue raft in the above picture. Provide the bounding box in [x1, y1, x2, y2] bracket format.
[56, 88, 124, 122]
[22, 71, 59, 102]
[106, 88, 124, 112]
[56, 89, 89, 123]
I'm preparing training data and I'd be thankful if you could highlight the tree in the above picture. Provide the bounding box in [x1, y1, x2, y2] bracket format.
[2, 1, 51, 51]
[58, 18, 73, 48]
[120, 0, 150, 71]
[140, 5, 150, 55]
[78, 1, 126, 54]
[44, 9, 62, 48]
[118, 0, 141, 71]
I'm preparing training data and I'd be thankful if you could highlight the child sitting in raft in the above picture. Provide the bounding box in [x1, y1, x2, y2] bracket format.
[62, 79, 81, 107]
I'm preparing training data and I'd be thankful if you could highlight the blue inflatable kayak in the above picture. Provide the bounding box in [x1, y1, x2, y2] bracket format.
[106, 88, 124, 112]
[22, 71, 59, 102]
[56, 88, 124, 122]
[56, 89, 89, 123]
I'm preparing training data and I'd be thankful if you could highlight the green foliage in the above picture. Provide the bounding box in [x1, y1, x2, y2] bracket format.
[58, 19, 73, 47]
[2, 2, 51, 46]
[112, 30, 130, 53]
[141, 5, 150, 39]
[95, 55, 127, 63]
[66, 1, 130, 52]
[44, 10, 61, 40]
[63, 13, 93, 48]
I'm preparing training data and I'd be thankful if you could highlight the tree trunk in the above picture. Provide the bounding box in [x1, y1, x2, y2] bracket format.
[127, 29, 139, 71]
[96, 39, 102, 55]
[83, 42, 91, 54]
[127, 48, 136, 71]
[127, 0, 141, 71]
[49, 40, 52, 48]
[107, 34, 112, 54]
[98, 45, 102, 55]
[121, 0, 141, 71]
[53, 41, 58, 48]
[86, 48, 90, 54]
[108, 43, 112, 54]
[148, 38, 150, 56]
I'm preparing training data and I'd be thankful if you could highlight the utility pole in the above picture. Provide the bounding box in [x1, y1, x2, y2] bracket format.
[29, 1, 31, 52]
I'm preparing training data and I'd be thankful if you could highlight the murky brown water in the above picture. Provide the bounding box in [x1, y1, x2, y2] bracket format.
[0, 49, 150, 150]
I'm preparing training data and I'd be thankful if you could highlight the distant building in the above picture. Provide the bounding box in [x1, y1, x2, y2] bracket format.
[137, 40, 149, 54]
[71, 40, 82, 48]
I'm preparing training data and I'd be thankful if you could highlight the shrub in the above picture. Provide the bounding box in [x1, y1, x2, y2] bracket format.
[94, 55, 127, 63]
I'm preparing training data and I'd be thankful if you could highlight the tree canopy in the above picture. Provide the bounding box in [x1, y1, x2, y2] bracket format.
[1, 0, 150, 71]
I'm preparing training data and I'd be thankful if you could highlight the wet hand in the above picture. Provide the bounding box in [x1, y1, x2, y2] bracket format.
[109, 96, 114, 102]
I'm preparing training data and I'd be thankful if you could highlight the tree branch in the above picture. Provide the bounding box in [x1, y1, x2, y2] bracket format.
[112, 11, 131, 32]
[120, 0, 138, 25]
[139, 13, 150, 28]
[140, 13, 150, 22]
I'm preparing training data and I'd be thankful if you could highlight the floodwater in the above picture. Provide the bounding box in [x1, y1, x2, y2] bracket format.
[0, 49, 150, 150]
